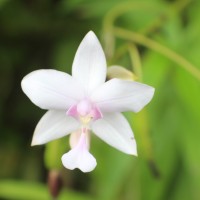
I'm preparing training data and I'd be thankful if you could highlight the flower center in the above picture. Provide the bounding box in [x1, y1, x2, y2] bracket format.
[66, 99, 103, 125]
[77, 99, 92, 116]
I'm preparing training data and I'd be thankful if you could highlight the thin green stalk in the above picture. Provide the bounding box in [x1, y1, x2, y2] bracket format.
[114, 27, 200, 81]
[108, 43, 128, 65]
[102, 0, 192, 58]
[102, 2, 162, 58]
[139, 15, 167, 35]
[128, 43, 143, 81]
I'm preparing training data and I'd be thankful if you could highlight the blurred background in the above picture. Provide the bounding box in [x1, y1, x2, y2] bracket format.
[1, 0, 200, 199]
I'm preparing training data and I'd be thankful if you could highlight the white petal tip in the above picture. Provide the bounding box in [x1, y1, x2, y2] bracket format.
[83, 31, 100, 44]
[133, 85, 155, 113]
[31, 142, 38, 147]
[150, 87, 155, 96]
[31, 138, 42, 146]
[31, 142, 35, 147]
[31, 138, 37, 146]
[21, 75, 29, 95]
[129, 139, 138, 156]
[125, 147, 138, 156]
[31, 133, 47, 146]
[130, 150, 138, 157]
[86, 30, 96, 38]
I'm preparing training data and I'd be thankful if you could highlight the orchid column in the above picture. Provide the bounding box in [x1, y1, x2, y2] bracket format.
[21, 31, 155, 172]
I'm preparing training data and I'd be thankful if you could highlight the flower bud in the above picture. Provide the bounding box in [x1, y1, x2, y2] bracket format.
[107, 65, 137, 81]
[48, 170, 62, 199]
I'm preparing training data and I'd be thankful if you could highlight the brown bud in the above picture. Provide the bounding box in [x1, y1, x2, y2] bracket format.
[148, 160, 161, 179]
[48, 170, 63, 199]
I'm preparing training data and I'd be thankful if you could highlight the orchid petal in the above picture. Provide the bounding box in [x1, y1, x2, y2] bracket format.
[31, 110, 80, 146]
[62, 133, 96, 172]
[91, 78, 155, 113]
[91, 112, 137, 155]
[72, 31, 107, 94]
[21, 69, 84, 110]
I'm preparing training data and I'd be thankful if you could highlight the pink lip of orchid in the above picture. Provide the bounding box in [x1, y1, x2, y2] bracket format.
[21, 31, 155, 173]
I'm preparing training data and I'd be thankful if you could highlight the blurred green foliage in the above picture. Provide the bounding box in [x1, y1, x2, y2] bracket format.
[1, 0, 200, 199]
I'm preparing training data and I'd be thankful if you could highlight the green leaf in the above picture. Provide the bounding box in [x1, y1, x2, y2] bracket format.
[91, 138, 136, 200]
[0, 180, 93, 200]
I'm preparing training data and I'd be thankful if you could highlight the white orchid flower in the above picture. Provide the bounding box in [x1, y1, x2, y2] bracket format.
[21, 31, 155, 173]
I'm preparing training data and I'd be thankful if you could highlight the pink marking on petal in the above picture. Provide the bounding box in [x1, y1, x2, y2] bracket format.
[66, 104, 78, 118]
[78, 132, 88, 149]
[91, 106, 103, 121]
[66, 100, 103, 124]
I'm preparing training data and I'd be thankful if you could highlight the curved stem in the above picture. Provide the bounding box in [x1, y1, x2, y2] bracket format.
[102, 2, 164, 58]
[114, 27, 200, 81]
[102, 0, 192, 58]
[107, 43, 128, 65]
[128, 43, 143, 81]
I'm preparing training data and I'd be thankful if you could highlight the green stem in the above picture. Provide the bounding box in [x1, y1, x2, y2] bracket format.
[102, 0, 192, 58]
[114, 27, 200, 81]
[128, 43, 143, 81]
[108, 43, 128, 66]
[102, 2, 163, 58]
